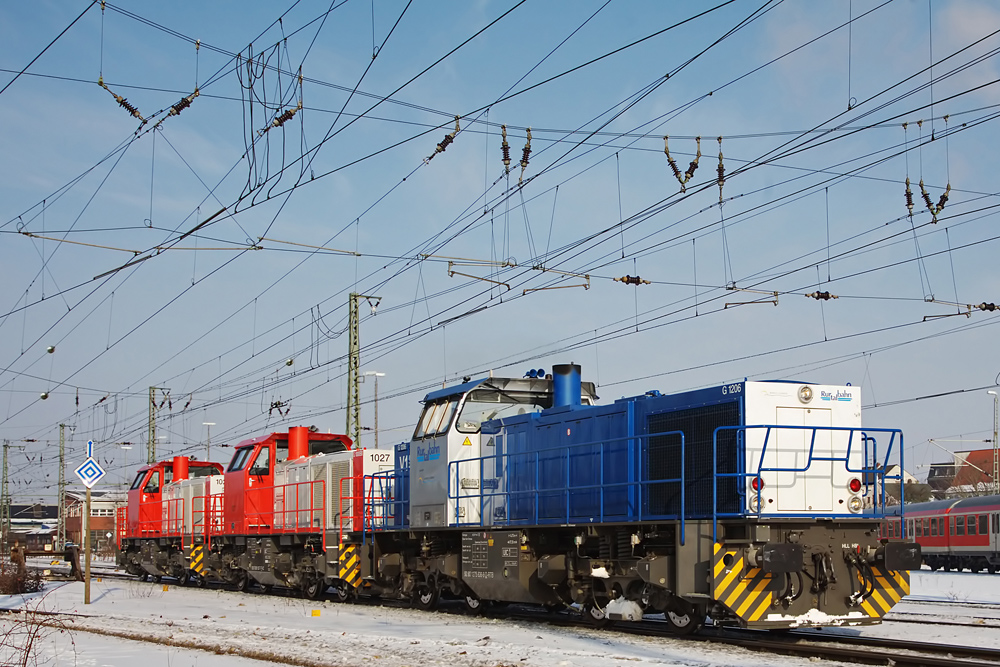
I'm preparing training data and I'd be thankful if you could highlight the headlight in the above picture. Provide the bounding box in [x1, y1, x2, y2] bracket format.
[848, 496, 863, 513]
[748, 495, 761, 513]
[798, 385, 813, 403]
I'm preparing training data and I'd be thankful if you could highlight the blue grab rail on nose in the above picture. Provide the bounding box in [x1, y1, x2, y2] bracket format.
[711, 424, 905, 542]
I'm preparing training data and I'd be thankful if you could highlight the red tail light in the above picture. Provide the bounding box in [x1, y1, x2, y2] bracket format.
[750, 476, 764, 491]
[848, 478, 862, 493]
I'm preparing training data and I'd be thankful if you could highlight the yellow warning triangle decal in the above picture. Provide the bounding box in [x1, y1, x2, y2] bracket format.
[462, 437, 472, 446]
[486, 437, 494, 447]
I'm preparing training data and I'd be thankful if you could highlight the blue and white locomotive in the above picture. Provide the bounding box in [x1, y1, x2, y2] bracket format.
[362, 363, 920, 631]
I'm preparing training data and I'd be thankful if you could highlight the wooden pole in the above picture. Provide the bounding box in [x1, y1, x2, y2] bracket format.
[84, 487, 91, 604]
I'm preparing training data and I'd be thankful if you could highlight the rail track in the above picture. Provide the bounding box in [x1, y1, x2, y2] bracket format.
[26, 568, 1000, 667]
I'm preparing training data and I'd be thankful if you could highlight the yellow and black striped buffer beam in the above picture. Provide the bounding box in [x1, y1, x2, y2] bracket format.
[712, 542, 776, 623]
[189, 545, 205, 575]
[857, 566, 910, 618]
[338, 544, 360, 588]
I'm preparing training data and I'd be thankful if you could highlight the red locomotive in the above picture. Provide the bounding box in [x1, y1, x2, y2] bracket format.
[887, 495, 1000, 573]
[117, 426, 392, 594]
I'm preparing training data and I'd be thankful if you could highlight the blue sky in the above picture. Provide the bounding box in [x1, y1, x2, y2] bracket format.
[3, 0, 1000, 498]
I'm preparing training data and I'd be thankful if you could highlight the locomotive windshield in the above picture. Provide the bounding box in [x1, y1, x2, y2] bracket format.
[129, 471, 147, 490]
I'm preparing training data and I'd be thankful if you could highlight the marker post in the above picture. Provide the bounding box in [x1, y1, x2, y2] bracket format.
[74, 440, 106, 605]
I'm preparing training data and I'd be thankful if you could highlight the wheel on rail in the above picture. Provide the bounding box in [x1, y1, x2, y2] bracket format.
[663, 598, 704, 635]
[235, 572, 252, 593]
[304, 579, 326, 600]
[177, 570, 191, 586]
[988, 563, 997, 575]
[196, 574, 208, 588]
[413, 584, 440, 611]
[138, 572, 150, 582]
[332, 582, 353, 603]
[463, 594, 487, 615]
[582, 602, 612, 628]
[260, 584, 273, 595]
[152, 575, 162, 584]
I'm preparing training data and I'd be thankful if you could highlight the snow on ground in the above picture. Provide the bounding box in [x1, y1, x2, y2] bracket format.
[1, 566, 998, 667]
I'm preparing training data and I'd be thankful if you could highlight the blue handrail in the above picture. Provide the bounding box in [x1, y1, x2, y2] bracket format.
[438, 430, 686, 543]
[711, 424, 905, 542]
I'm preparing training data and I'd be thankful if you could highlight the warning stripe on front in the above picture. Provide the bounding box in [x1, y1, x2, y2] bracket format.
[338, 544, 360, 588]
[858, 566, 909, 618]
[712, 542, 910, 623]
[712, 543, 774, 623]
[189, 545, 205, 575]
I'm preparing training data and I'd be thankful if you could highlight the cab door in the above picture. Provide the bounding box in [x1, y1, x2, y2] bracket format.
[223, 446, 252, 534]
[138, 470, 162, 537]
[244, 445, 274, 532]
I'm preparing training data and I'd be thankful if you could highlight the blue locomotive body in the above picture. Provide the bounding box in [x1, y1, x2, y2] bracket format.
[365, 363, 920, 630]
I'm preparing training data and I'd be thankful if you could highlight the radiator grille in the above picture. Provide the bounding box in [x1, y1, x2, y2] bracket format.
[327, 461, 351, 530]
[646, 401, 740, 517]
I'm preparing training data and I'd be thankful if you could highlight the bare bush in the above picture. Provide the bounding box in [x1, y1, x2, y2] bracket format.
[0, 558, 43, 595]
[0, 593, 75, 667]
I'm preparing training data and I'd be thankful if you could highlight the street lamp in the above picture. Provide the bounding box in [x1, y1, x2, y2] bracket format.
[203, 422, 216, 461]
[989, 391, 998, 494]
[363, 372, 385, 449]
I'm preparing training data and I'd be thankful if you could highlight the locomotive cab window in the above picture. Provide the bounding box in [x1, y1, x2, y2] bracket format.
[414, 402, 441, 439]
[143, 471, 160, 494]
[456, 386, 550, 434]
[189, 466, 217, 478]
[248, 447, 270, 476]
[129, 471, 148, 490]
[273, 437, 350, 459]
[228, 447, 253, 472]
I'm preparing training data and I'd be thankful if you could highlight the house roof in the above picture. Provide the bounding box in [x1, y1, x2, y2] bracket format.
[9, 504, 58, 520]
[65, 489, 127, 503]
[951, 449, 999, 488]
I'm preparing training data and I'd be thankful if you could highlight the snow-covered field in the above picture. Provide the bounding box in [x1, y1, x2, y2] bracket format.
[2, 567, 999, 667]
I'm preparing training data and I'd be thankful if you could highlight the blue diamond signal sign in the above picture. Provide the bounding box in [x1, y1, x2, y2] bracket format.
[75, 457, 106, 489]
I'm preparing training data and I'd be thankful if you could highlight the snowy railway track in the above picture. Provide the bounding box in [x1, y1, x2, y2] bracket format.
[35, 571, 1000, 667]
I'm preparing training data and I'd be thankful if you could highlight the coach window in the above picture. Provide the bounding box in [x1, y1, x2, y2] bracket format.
[930, 518, 937, 537]
[980, 514, 989, 535]
[924, 518, 930, 536]
[908, 519, 914, 537]
[994, 513, 999, 534]
[969, 516, 977, 536]
[956, 515, 965, 536]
